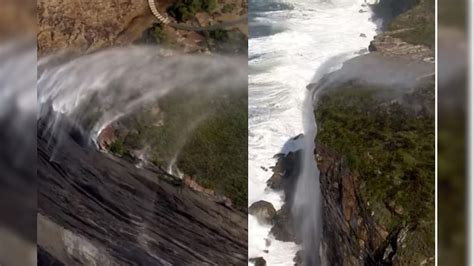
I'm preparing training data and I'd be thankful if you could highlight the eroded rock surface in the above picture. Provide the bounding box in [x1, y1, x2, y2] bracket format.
[313, 1, 435, 264]
[249, 201, 276, 225]
[317, 142, 395, 265]
[369, 30, 433, 61]
[37, 0, 157, 55]
[37, 115, 248, 265]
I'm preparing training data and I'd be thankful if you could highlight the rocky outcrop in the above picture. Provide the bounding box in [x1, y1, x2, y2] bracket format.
[294, 250, 304, 265]
[267, 150, 302, 198]
[249, 256, 267, 266]
[269, 203, 297, 242]
[368, 0, 435, 61]
[249, 201, 276, 225]
[37, 114, 247, 265]
[368, 29, 433, 61]
[265, 150, 302, 243]
[314, 1, 435, 264]
[317, 142, 399, 265]
[97, 125, 118, 150]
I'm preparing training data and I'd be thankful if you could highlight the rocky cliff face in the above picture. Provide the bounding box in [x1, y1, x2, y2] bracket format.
[37, 1, 249, 264]
[315, 76, 435, 265]
[369, 0, 435, 61]
[314, 0, 435, 265]
[318, 142, 413, 265]
[37, 114, 248, 265]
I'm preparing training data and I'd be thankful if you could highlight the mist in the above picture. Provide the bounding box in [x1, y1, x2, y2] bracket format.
[0, 39, 37, 266]
[308, 53, 434, 101]
[37, 46, 247, 170]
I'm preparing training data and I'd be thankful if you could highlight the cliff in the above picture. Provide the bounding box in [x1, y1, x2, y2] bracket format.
[313, 0, 435, 265]
[37, 114, 248, 265]
[37, 1, 249, 264]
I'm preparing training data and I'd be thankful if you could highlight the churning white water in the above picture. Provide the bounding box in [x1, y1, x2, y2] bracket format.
[248, 0, 378, 264]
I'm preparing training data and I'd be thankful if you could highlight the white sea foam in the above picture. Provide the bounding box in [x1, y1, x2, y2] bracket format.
[248, 0, 378, 264]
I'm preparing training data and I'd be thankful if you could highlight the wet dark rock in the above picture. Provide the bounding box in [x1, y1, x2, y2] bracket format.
[265, 145, 304, 247]
[37, 115, 247, 265]
[266, 150, 302, 199]
[249, 201, 277, 225]
[293, 250, 304, 265]
[317, 142, 388, 265]
[269, 203, 297, 242]
[250, 257, 267, 266]
[266, 169, 283, 190]
[38, 246, 65, 266]
[360, 33, 367, 38]
[370, 0, 421, 29]
[292, 133, 304, 140]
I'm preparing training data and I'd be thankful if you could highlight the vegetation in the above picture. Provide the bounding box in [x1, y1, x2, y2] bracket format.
[222, 4, 236, 13]
[178, 90, 248, 208]
[207, 29, 247, 54]
[315, 84, 434, 257]
[105, 88, 248, 209]
[136, 23, 178, 48]
[388, 0, 435, 48]
[109, 140, 131, 158]
[167, 0, 218, 22]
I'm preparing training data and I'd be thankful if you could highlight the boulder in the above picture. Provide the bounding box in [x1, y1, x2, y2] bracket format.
[249, 201, 276, 225]
[269, 204, 296, 242]
[294, 250, 304, 265]
[249, 257, 266, 266]
[267, 150, 302, 195]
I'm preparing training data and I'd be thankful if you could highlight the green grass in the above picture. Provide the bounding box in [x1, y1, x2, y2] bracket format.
[315, 84, 434, 258]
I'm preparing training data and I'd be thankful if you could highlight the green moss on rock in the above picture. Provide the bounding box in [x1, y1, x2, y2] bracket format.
[315, 83, 435, 258]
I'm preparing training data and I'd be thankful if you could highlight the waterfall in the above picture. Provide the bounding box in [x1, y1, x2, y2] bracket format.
[37, 46, 247, 169]
[292, 91, 322, 265]
[248, 0, 377, 264]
